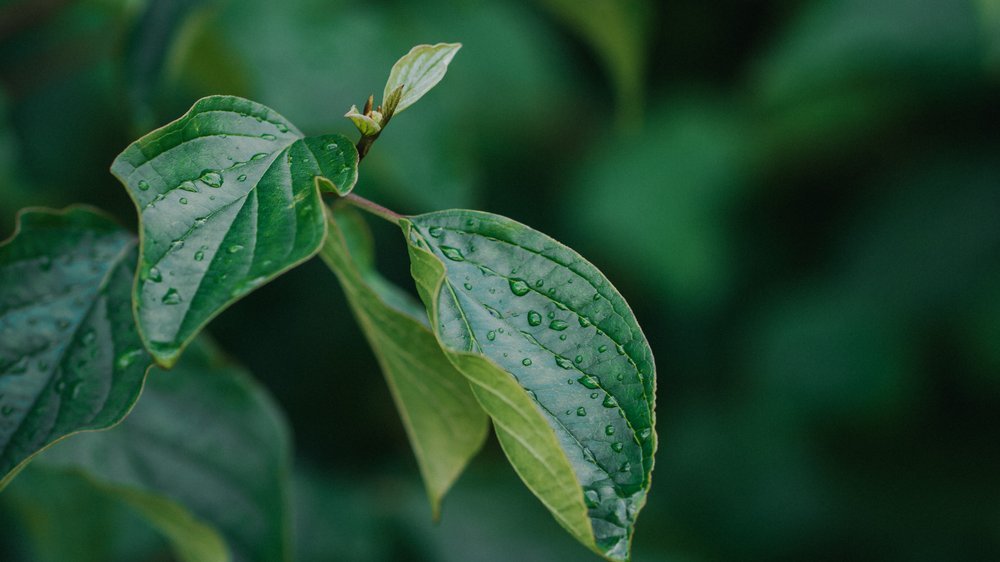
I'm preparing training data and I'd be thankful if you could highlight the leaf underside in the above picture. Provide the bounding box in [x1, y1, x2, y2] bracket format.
[320, 205, 488, 518]
[33, 337, 292, 562]
[111, 95, 358, 367]
[0, 206, 152, 489]
[402, 209, 656, 561]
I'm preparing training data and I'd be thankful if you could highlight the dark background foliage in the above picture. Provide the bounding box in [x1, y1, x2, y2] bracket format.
[1, 0, 998, 560]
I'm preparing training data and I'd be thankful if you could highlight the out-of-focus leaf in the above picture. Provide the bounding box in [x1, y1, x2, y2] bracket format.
[403, 210, 656, 561]
[320, 204, 489, 517]
[536, 0, 653, 125]
[564, 98, 752, 310]
[383, 43, 461, 115]
[32, 337, 292, 562]
[111, 95, 358, 367]
[0, 206, 151, 489]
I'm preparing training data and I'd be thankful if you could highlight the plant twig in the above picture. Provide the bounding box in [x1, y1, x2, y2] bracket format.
[341, 193, 402, 225]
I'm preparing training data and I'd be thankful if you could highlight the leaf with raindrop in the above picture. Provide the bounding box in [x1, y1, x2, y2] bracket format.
[111, 95, 359, 367]
[402, 210, 657, 561]
[29, 337, 291, 562]
[0, 206, 152, 489]
[319, 204, 488, 518]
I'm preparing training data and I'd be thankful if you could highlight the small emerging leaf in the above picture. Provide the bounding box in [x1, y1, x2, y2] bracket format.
[320, 205, 488, 517]
[0, 206, 152, 489]
[345, 105, 382, 136]
[32, 337, 292, 562]
[111, 95, 359, 367]
[383, 43, 461, 115]
[402, 210, 656, 561]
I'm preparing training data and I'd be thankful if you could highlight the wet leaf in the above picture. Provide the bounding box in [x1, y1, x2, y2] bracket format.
[111, 95, 358, 367]
[402, 209, 656, 560]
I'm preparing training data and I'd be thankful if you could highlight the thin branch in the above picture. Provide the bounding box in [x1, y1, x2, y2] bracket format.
[341, 193, 403, 225]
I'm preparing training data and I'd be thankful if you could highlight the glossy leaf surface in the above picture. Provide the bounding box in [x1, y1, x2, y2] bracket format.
[383, 43, 462, 115]
[111, 95, 358, 367]
[33, 337, 292, 562]
[0, 207, 151, 489]
[402, 210, 656, 560]
[320, 205, 488, 517]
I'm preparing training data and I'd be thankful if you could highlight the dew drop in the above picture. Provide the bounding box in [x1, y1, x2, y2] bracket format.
[602, 394, 618, 408]
[584, 489, 600, 508]
[325, 141, 338, 150]
[179, 197, 188, 205]
[199, 171, 224, 188]
[147, 267, 162, 283]
[577, 375, 600, 389]
[579, 316, 592, 328]
[261, 133, 276, 140]
[440, 246, 464, 261]
[194, 250, 205, 262]
[576, 407, 587, 416]
[590, 392, 599, 399]
[251, 152, 268, 161]
[559, 334, 567, 341]
[116, 349, 144, 370]
[487, 330, 496, 341]
[639, 428, 652, 441]
[138, 180, 150, 191]
[575, 355, 584, 364]
[179, 181, 199, 193]
[463, 282, 472, 290]
[616, 344, 626, 355]
[555, 356, 573, 369]
[429, 226, 444, 238]
[162, 288, 182, 305]
[228, 245, 244, 254]
[619, 461, 632, 473]
[275, 122, 289, 133]
[598, 345, 608, 353]
[237, 174, 248, 182]
[549, 319, 568, 331]
[527, 311, 542, 327]
[522, 358, 533, 366]
[612, 442, 624, 453]
[169, 239, 184, 251]
[593, 293, 601, 301]
[508, 278, 530, 296]
[535, 279, 544, 287]
[605, 425, 616, 436]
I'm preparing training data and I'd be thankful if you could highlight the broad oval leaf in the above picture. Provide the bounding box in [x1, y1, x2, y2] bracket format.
[383, 43, 461, 115]
[320, 205, 488, 518]
[32, 337, 292, 562]
[402, 210, 656, 561]
[0, 206, 152, 489]
[111, 95, 359, 367]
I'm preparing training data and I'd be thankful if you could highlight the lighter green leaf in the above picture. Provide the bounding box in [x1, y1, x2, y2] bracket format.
[111, 95, 359, 367]
[344, 105, 382, 136]
[402, 210, 656, 561]
[0, 206, 152, 489]
[32, 337, 292, 562]
[383, 43, 461, 115]
[320, 205, 488, 518]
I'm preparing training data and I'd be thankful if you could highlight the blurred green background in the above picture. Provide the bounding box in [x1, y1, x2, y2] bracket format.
[1, 0, 999, 560]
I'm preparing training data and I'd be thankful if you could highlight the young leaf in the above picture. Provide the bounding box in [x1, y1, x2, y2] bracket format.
[0, 206, 152, 490]
[320, 205, 489, 517]
[110, 95, 359, 367]
[401, 210, 656, 561]
[31, 337, 292, 562]
[383, 43, 462, 115]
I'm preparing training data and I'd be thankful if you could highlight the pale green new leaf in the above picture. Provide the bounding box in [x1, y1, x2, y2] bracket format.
[32, 337, 292, 562]
[0, 206, 152, 490]
[402, 210, 656, 561]
[344, 105, 382, 136]
[320, 205, 488, 517]
[383, 43, 462, 115]
[111, 95, 359, 367]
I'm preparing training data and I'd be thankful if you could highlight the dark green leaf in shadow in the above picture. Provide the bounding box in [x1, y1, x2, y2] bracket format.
[0, 206, 151, 489]
[402, 209, 656, 561]
[31, 337, 292, 562]
[320, 204, 489, 518]
[111, 95, 358, 366]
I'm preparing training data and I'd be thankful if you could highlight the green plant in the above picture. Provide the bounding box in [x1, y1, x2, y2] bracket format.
[0, 43, 656, 561]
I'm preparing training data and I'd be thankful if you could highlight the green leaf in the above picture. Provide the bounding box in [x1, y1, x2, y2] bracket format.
[536, 0, 654, 126]
[383, 43, 462, 115]
[0, 206, 152, 489]
[401, 210, 656, 561]
[345, 105, 382, 136]
[32, 337, 292, 562]
[110, 95, 359, 367]
[320, 205, 488, 518]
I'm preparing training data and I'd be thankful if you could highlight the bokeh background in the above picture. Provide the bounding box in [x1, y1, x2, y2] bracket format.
[1, 0, 999, 560]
